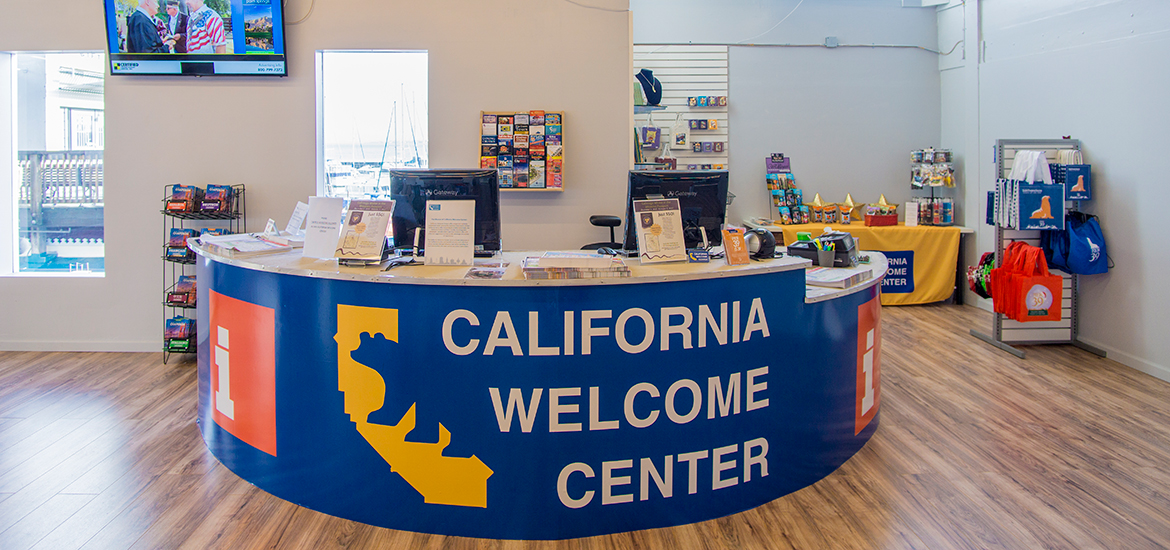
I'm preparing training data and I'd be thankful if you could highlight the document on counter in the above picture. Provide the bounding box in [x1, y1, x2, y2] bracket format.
[302, 196, 344, 259]
[632, 198, 687, 264]
[335, 200, 394, 261]
[286, 201, 310, 235]
[423, 200, 475, 266]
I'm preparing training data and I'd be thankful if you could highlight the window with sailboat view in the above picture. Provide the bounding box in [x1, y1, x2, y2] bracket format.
[318, 50, 428, 200]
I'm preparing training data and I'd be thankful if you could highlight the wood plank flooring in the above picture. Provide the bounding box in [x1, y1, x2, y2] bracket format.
[2, 304, 1169, 549]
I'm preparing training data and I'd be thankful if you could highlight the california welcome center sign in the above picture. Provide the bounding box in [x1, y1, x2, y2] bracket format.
[196, 259, 880, 540]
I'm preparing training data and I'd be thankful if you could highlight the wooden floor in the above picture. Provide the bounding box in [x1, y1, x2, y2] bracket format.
[2, 304, 1170, 549]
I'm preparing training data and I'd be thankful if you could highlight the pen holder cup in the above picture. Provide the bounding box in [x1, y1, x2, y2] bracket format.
[817, 249, 835, 267]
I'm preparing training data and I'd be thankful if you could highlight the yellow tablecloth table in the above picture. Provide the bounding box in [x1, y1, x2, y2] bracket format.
[774, 222, 962, 305]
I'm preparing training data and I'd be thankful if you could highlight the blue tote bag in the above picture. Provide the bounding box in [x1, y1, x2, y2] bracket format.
[1066, 212, 1108, 275]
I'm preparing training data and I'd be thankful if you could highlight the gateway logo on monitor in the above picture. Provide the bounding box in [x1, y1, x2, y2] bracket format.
[209, 291, 277, 456]
[667, 190, 698, 198]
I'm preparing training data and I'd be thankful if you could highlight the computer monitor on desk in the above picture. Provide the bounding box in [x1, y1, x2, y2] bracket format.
[622, 170, 730, 253]
[389, 169, 502, 254]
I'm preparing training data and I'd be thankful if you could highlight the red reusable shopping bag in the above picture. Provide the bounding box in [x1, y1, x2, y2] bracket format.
[990, 242, 1027, 315]
[1008, 245, 1063, 322]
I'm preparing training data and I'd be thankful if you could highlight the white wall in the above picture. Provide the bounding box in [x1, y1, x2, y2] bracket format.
[631, 0, 943, 227]
[729, 47, 941, 225]
[944, 0, 1170, 379]
[0, 0, 632, 351]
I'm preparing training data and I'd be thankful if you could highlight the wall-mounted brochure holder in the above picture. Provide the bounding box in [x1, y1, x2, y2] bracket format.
[481, 111, 564, 192]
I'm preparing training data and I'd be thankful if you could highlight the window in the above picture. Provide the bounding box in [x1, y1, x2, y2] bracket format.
[317, 50, 428, 200]
[2, 51, 105, 276]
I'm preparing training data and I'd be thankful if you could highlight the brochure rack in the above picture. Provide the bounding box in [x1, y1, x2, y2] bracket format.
[480, 110, 565, 191]
[161, 184, 245, 363]
[970, 139, 1104, 359]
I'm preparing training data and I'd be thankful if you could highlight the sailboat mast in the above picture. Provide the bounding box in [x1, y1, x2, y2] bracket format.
[375, 104, 395, 187]
[406, 91, 421, 166]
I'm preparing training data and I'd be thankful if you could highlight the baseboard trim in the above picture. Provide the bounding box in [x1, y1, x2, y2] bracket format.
[1078, 338, 1170, 384]
[0, 340, 160, 353]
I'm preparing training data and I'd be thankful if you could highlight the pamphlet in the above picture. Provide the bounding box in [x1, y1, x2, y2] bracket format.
[722, 228, 750, 266]
[465, 262, 510, 280]
[302, 196, 345, 259]
[423, 200, 475, 266]
[904, 202, 919, 227]
[199, 233, 293, 257]
[632, 198, 687, 264]
[285, 201, 309, 235]
[335, 200, 394, 261]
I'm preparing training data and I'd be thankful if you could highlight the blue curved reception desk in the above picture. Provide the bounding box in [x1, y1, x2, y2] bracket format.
[191, 242, 886, 540]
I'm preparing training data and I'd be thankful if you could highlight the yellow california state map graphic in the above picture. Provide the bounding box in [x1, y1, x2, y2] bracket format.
[335, 304, 493, 507]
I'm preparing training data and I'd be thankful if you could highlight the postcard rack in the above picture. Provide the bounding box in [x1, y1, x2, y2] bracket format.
[970, 139, 1105, 359]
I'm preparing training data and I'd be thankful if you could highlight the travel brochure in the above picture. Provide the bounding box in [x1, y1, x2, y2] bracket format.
[632, 198, 687, 264]
[481, 111, 564, 189]
[464, 262, 510, 280]
[722, 228, 750, 266]
[335, 200, 394, 262]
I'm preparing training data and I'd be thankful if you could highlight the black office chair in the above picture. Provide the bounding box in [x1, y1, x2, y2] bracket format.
[581, 215, 623, 251]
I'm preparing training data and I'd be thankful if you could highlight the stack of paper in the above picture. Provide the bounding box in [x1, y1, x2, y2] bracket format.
[805, 265, 874, 289]
[197, 233, 294, 258]
[536, 252, 616, 269]
[522, 257, 631, 279]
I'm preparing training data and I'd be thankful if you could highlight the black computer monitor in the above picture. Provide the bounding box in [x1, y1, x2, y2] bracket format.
[623, 170, 730, 252]
[389, 169, 502, 253]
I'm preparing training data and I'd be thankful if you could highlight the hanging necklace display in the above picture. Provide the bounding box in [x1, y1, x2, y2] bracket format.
[636, 69, 663, 106]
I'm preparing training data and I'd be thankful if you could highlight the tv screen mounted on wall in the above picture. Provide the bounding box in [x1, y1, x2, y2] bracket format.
[104, 0, 287, 76]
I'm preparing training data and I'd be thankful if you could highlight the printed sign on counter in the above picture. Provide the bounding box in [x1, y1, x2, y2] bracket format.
[335, 200, 394, 261]
[633, 198, 687, 264]
[302, 196, 345, 259]
[424, 200, 475, 266]
[285, 201, 310, 235]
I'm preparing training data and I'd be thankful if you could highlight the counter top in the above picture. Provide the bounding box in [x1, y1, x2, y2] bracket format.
[189, 240, 812, 287]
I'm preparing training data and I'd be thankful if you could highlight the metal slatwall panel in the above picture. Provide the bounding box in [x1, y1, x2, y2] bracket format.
[996, 140, 1079, 344]
[634, 45, 728, 168]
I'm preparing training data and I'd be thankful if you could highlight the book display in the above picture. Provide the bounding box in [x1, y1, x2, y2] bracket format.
[161, 183, 245, 363]
[480, 111, 564, 191]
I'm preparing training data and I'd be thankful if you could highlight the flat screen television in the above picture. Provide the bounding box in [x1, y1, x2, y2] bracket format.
[104, 0, 287, 76]
[389, 169, 502, 254]
[623, 170, 730, 252]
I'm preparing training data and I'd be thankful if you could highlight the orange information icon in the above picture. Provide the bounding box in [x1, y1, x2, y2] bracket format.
[855, 296, 881, 435]
[209, 290, 277, 456]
